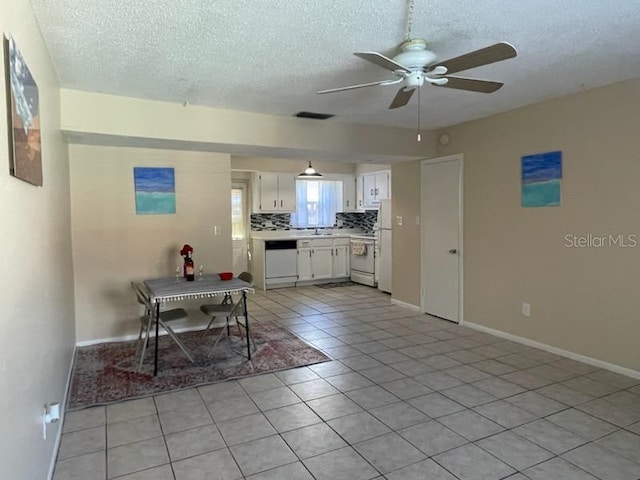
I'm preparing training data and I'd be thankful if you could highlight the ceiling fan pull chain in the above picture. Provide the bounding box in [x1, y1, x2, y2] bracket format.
[417, 84, 422, 142]
[405, 0, 415, 41]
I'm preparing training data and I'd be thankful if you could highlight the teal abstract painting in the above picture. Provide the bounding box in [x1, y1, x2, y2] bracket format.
[134, 167, 176, 214]
[522, 151, 562, 207]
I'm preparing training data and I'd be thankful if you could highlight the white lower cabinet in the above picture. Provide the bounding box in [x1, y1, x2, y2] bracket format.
[312, 245, 333, 280]
[332, 244, 350, 278]
[297, 237, 350, 282]
[297, 247, 313, 281]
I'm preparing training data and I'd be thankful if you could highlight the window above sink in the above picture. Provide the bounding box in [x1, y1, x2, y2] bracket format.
[290, 180, 342, 228]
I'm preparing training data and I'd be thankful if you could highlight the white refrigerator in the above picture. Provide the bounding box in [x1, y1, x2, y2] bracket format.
[377, 199, 392, 293]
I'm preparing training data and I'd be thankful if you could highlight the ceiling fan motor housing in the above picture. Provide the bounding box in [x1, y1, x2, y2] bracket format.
[393, 39, 437, 70]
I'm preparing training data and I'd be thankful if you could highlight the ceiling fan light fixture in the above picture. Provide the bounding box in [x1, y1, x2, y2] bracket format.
[298, 161, 322, 178]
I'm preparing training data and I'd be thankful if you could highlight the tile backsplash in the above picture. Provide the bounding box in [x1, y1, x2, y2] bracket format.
[250, 213, 292, 231]
[251, 211, 378, 232]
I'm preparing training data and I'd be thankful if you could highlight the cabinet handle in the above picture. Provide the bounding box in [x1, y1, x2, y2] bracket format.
[375, 188, 379, 195]
[280, 200, 283, 207]
[309, 251, 312, 258]
[370, 188, 374, 195]
[273, 200, 277, 207]
[346, 200, 349, 207]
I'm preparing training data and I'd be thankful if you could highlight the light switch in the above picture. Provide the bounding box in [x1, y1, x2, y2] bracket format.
[396, 216, 403, 226]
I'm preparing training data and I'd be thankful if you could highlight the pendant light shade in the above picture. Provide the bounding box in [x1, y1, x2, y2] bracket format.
[298, 161, 322, 178]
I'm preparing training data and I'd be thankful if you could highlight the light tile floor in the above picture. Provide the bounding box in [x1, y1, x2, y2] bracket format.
[54, 284, 640, 480]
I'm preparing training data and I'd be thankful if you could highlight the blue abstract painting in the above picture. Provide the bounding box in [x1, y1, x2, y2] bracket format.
[522, 151, 562, 207]
[134, 167, 176, 214]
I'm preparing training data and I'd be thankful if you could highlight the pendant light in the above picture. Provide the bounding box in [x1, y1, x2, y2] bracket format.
[298, 161, 322, 178]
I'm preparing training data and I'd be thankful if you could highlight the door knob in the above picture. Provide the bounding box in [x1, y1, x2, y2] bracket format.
[448, 249, 458, 254]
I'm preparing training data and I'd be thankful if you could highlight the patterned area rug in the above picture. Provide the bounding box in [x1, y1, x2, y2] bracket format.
[67, 323, 329, 410]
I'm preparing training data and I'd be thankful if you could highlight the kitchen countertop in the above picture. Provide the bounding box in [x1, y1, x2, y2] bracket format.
[251, 229, 370, 241]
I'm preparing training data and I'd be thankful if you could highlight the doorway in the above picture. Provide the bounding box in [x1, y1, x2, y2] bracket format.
[231, 182, 249, 274]
[420, 155, 463, 323]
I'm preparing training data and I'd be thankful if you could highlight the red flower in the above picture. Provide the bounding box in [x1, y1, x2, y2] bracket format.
[180, 244, 193, 256]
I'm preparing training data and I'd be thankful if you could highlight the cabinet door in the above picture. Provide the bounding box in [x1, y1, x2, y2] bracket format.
[356, 175, 365, 210]
[297, 248, 313, 281]
[363, 174, 377, 207]
[312, 246, 333, 279]
[332, 245, 349, 278]
[277, 173, 296, 211]
[375, 172, 390, 200]
[259, 173, 279, 211]
[341, 175, 357, 212]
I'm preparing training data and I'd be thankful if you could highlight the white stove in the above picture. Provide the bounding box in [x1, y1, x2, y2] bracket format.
[349, 234, 377, 287]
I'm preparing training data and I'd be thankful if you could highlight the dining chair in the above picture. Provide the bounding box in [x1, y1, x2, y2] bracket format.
[132, 281, 195, 371]
[199, 271, 256, 356]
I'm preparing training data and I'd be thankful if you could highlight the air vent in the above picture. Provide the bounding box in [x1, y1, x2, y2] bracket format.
[294, 111, 335, 120]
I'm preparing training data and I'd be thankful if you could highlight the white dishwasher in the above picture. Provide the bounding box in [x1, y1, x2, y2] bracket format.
[265, 240, 298, 288]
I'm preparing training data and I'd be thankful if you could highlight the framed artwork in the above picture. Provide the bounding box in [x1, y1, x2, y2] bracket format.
[4, 35, 42, 186]
[134, 167, 176, 214]
[522, 150, 562, 207]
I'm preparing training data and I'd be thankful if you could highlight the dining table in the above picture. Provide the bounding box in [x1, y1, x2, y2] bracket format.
[143, 274, 254, 376]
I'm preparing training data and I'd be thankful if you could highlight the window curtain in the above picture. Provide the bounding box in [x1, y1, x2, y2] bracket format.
[291, 180, 338, 227]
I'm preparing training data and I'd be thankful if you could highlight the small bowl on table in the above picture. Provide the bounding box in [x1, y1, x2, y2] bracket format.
[218, 272, 233, 281]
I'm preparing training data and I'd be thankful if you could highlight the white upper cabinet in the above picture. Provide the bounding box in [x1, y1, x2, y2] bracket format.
[362, 171, 390, 208]
[276, 173, 296, 211]
[252, 172, 296, 213]
[356, 174, 365, 210]
[337, 174, 357, 212]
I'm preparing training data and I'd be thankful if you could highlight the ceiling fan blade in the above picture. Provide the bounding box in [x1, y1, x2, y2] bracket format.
[317, 79, 398, 94]
[436, 42, 517, 75]
[389, 87, 415, 109]
[354, 52, 411, 73]
[436, 76, 504, 93]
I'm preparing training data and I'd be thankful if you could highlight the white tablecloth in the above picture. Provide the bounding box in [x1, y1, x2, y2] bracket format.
[143, 275, 254, 303]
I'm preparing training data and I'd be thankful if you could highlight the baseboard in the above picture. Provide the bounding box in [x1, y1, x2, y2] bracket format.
[48, 344, 77, 480]
[464, 321, 640, 380]
[75, 322, 234, 347]
[390, 298, 422, 312]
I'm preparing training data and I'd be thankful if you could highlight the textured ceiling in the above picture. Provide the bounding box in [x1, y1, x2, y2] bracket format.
[29, 0, 640, 130]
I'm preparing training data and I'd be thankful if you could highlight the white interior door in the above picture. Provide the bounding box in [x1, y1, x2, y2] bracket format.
[231, 183, 249, 274]
[421, 156, 462, 323]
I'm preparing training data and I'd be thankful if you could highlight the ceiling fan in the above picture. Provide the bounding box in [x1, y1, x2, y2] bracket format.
[318, 39, 517, 110]
[316, 0, 517, 113]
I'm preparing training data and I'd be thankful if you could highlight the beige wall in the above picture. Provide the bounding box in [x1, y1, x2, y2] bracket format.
[232, 156, 357, 174]
[394, 79, 640, 371]
[390, 161, 423, 306]
[70, 145, 232, 342]
[0, 0, 76, 478]
[60, 90, 432, 162]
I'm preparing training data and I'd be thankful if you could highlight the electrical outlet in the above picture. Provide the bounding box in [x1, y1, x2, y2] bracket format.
[522, 303, 531, 317]
[396, 216, 403, 226]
